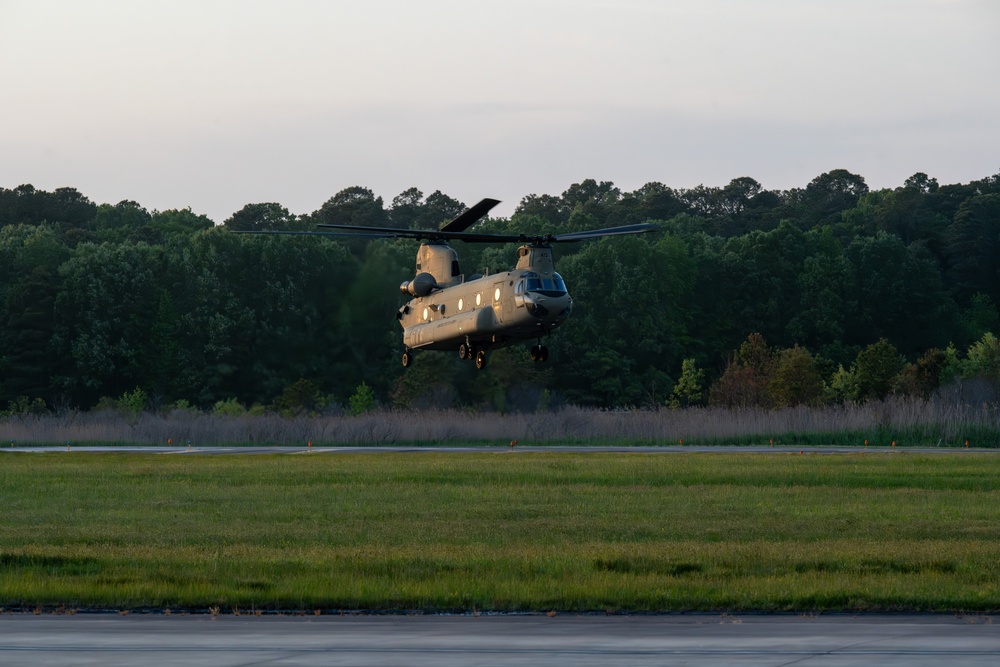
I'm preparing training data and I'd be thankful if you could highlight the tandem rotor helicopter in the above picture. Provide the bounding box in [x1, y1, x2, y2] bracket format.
[238, 199, 655, 370]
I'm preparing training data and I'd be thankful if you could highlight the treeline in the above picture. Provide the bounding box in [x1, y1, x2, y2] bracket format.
[1, 169, 999, 414]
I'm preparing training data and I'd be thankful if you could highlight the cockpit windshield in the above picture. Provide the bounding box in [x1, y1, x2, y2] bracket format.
[523, 272, 568, 296]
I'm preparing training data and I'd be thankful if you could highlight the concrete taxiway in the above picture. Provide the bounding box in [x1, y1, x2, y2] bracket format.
[2, 444, 997, 455]
[0, 614, 997, 666]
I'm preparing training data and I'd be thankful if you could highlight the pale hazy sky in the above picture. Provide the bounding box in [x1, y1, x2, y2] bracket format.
[1, 0, 998, 222]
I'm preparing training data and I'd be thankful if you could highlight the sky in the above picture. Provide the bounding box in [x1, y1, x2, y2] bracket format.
[1, 0, 998, 222]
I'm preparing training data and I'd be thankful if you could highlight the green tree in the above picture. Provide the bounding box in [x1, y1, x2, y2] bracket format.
[348, 382, 377, 415]
[824, 364, 858, 403]
[311, 186, 389, 228]
[223, 203, 299, 231]
[150, 208, 214, 236]
[944, 194, 1000, 304]
[388, 187, 424, 229]
[119, 387, 147, 422]
[844, 232, 953, 355]
[0, 224, 69, 405]
[709, 333, 776, 407]
[4, 396, 48, 416]
[390, 352, 460, 409]
[52, 241, 163, 405]
[0, 184, 97, 228]
[275, 378, 322, 415]
[852, 338, 904, 400]
[893, 348, 947, 398]
[213, 397, 245, 416]
[668, 358, 705, 408]
[797, 169, 869, 226]
[965, 333, 1000, 380]
[768, 345, 823, 407]
[788, 251, 855, 358]
[92, 200, 152, 243]
[553, 233, 694, 406]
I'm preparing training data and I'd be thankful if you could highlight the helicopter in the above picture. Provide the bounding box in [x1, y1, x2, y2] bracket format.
[236, 198, 655, 370]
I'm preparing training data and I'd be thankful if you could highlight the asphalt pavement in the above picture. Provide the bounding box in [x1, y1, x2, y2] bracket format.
[0, 613, 997, 666]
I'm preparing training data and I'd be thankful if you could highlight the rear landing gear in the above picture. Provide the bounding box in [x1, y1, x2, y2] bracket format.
[401, 350, 413, 367]
[459, 342, 470, 360]
[530, 344, 549, 362]
[475, 349, 488, 370]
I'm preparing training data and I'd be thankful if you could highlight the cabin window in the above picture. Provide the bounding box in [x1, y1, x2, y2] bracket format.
[458, 298, 464, 311]
[423, 307, 428, 321]
[476, 293, 482, 307]
[494, 287, 501, 301]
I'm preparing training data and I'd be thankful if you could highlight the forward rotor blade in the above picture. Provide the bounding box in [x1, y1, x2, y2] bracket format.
[439, 198, 501, 233]
[231, 230, 392, 239]
[550, 223, 658, 242]
[311, 224, 513, 242]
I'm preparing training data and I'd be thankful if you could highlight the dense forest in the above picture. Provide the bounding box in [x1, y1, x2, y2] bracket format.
[1, 168, 999, 415]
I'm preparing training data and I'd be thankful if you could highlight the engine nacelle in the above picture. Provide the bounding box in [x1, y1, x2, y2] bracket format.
[400, 272, 438, 297]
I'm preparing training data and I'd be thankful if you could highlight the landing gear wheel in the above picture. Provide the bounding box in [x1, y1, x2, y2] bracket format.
[475, 349, 488, 370]
[539, 345, 549, 362]
[401, 350, 413, 367]
[459, 343, 469, 360]
[530, 344, 540, 362]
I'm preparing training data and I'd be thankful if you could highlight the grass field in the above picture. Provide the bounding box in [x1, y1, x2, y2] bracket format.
[1, 451, 999, 612]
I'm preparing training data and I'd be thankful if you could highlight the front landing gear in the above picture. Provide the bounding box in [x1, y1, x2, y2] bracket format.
[530, 344, 549, 362]
[401, 349, 413, 367]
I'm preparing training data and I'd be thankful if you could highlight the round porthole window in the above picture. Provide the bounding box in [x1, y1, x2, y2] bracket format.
[494, 287, 501, 301]
[476, 293, 482, 307]
[423, 307, 428, 320]
[458, 298, 464, 311]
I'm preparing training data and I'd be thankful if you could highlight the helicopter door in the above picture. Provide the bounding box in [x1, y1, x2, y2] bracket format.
[492, 280, 510, 324]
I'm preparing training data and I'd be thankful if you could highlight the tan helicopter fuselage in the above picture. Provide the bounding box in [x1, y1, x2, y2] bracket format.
[396, 242, 572, 352]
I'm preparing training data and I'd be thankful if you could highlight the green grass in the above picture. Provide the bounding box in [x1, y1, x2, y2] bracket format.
[1, 452, 999, 612]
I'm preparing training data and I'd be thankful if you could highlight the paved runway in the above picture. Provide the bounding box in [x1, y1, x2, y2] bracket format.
[3, 444, 996, 454]
[0, 614, 997, 666]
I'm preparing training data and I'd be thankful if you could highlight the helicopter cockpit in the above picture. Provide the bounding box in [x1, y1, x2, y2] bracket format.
[517, 272, 568, 297]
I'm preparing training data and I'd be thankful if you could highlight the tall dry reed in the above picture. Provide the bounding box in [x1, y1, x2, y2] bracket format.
[2, 396, 998, 446]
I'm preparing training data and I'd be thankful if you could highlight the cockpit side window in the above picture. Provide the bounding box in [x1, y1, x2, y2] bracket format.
[451, 260, 461, 277]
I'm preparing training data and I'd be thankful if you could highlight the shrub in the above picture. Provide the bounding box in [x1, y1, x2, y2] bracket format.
[213, 398, 246, 417]
[4, 396, 48, 417]
[119, 387, 148, 416]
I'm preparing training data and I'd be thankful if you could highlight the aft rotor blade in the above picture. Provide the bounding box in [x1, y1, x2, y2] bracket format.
[439, 198, 502, 233]
[550, 223, 658, 242]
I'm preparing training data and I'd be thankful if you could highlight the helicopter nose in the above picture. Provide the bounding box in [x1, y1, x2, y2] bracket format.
[526, 293, 572, 322]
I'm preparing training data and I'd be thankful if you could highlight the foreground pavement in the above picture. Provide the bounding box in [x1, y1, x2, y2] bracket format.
[0, 614, 997, 666]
